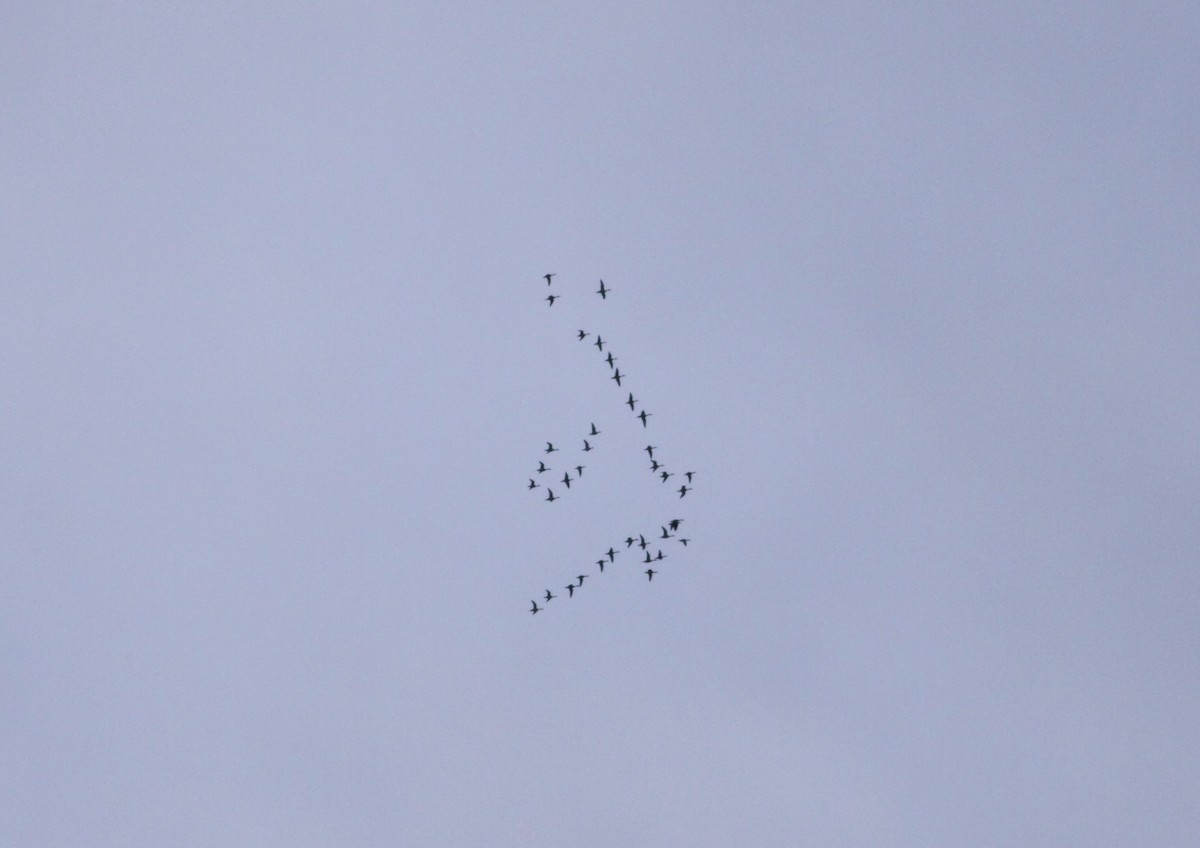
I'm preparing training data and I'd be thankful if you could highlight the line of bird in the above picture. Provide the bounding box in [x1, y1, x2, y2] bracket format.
[530, 519, 691, 613]
[526, 421, 603, 502]
[542, 272, 610, 307]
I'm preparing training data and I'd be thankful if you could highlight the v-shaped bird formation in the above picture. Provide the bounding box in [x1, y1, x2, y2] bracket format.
[525, 273, 698, 615]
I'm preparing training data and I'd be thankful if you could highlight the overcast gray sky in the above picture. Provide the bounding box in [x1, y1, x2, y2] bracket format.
[3, 3, 1198, 845]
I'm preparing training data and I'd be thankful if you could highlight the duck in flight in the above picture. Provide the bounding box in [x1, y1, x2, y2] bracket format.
[596, 559, 606, 573]
[625, 536, 636, 548]
[678, 538, 690, 546]
[605, 353, 616, 369]
[668, 519, 683, 531]
[637, 410, 651, 427]
[577, 329, 590, 341]
[527, 478, 538, 490]
[677, 485, 690, 498]
[650, 460, 662, 472]
[589, 422, 600, 436]
[537, 460, 550, 474]
[530, 601, 541, 614]
[545, 442, 559, 454]
[626, 393, 638, 411]
[544, 589, 557, 602]
[546, 294, 559, 306]
[606, 547, 618, 562]
[655, 550, 666, 561]
[544, 273, 555, 285]
[660, 526, 673, 539]
[610, 369, 624, 387]
[684, 471, 695, 483]
[561, 472, 572, 489]
[645, 445, 657, 458]
[575, 465, 584, 477]
[576, 575, 587, 587]
[660, 471, 673, 483]
[645, 569, 657, 581]
[597, 280, 609, 299]
[566, 584, 575, 598]
[638, 534, 649, 550]
[643, 551, 653, 563]
[545, 488, 558, 502]
[582, 439, 593, 452]
[593, 335, 605, 351]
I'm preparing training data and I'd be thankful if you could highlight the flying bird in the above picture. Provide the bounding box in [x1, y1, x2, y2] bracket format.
[660, 526, 673, 539]
[626, 393, 638, 411]
[644, 445, 657, 458]
[655, 550, 666, 561]
[546, 294, 559, 306]
[545, 442, 558, 453]
[582, 439, 593, 452]
[677, 485, 690, 498]
[668, 519, 683, 531]
[537, 461, 550, 474]
[594, 335, 605, 351]
[645, 569, 657, 581]
[606, 547, 618, 562]
[684, 471, 695, 483]
[649, 460, 662, 472]
[596, 280, 609, 299]
[561, 472, 572, 489]
[596, 559, 606, 573]
[531, 601, 541, 614]
[624, 536, 636, 548]
[637, 410, 651, 427]
[544, 589, 557, 602]
[644, 551, 653, 563]
[577, 329, 590, 341]
[660, 471, 673, 483]
[566, 584, 575, 598]
[576, 575, 587, 587]
[605, 353, 616, 368]
[610, 369, 624, 387]
[678, 538, 690, 546]
[527, 479, 538, 490]
[545, 489, 558, 502]
[638, 534, 649, 550]
[544, 273, 555, 285]
[575, 465, 584, 477]
[589, 422, 600, 436]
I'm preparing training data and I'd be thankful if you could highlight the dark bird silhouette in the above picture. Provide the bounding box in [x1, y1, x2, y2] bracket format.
[597, 280, 609, 299]
[626, 393, 638, 411]
[660, 471, 673, 483]
[582, 439, 593, 452]
[678, 538, 690, 546]
[638, 410, 651, 427]
[544, 273, 555, 285]
[610, 369, 624, 387]
[531, 600, 541, 614]
[605, 353, 616, 368]
[624, 536, 635, 548]
[544, 589, 556, 602]
[546, 294, 559, 306]
[645, 445, 657, 458]
[650, 459, 662, 472]
[527, 479, 538, 490]
[606, 547, 617, 562]
[589, 422, 600, 436]
[594, 335, 605, 351]
[677, 485, 690, 498]
[537, 461, 550, 474]
[546, 488, 558, 502]
[655, 550, 666, 561]
[638, 534, 649, 550]
[577, 329, 590, 341]
[576, 575, 587, 587]
[575, 465, 584, 477]
[644, 551, 653, 563]
[660, 526, 673, 539]
[545, 442, 558, 454]
[561, 472, 572, 489]
[596, 559, 606, 573]
[668, 519, 683, 531]
[684, 471, 695, 483]
[645, 569, 657, 581]
[566, 584, 575, 598]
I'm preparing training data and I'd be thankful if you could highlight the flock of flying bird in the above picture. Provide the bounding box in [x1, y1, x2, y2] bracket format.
[527, 273, 697, 615]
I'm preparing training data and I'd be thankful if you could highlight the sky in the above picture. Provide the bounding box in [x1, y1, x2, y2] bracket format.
[2, 2, 1198, 845]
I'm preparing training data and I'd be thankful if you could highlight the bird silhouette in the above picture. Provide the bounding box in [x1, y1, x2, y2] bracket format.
[545, 442, 558, 453]
[606, 547, 618, 562]
[638, 534, 649, 550]
[645, 569, 657, 581]
[589, 422, 600, 436]
[624, 536, 636, 548]
[597, 280, 609, 299]
[537, 461, 550, 474]
[684, 471, 695, 483]
[545, 488, 558, 502]
[544, 273, 555, 285]
[655, 550, 666, 561]
[610, 369, 624, 387]
[605, 353, 616, 369]
[660, 526, 673, 539]
[546, 294, 559, 306]
[576, 575, 587, 587]
[582, 439, 593, 452]
[638, 410, 651, 427]
[660, 471, 673, 483]
[544, 589, 557, 602]
[577, 329, 590, 341]
[575, 465, 584, 477]
[531, 601, 542, 614]
[645, 445, 657, 458]
[594, 335, 605, 351]
[626, 393, 638, 411]
[650, 459, 662, 472]
[596, 559, 606, 573]
[678, 538, 690, 546]
[668, 519, 683, 531]
[677, 485, 689, 498]
[561, 472, 572, 488]
[527, 479, 538, 490]
[643, 551, 653, 563]
[566, 584, 575, 598]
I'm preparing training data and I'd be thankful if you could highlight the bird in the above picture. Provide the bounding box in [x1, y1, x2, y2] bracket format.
[561, 472, 572, 489]
[531, 601, 542, 614]
[537, 460, 550, 474]
[624, 536, 635, 548]
[597, 280, 609, 299]
[589, 422, 600, 436]
[606, 547, 617, 562]
[684, 471, 695, 483]
[575, 465, 584, 477]
[638, 534, 648, 550]
[543, 273, 555, 285]
[596, 559, 606, 573]
[677, 485, 690, 498]
[660, 471, 673, 483]
[545, 442, 558, 453]
[656, 550, 666, 561]
[643, 551, 653, 563]
[566, 584, 575, 598]
[576, 575, 587, 587]
[527, 479, 538, 490]
[650, 459, 662, 472]
[546, 489, 558, 502]
[605, 353, 616, 369]
[544, 589, 557, 602]
[638, 410, 651, 427]
[644, 445, 657, 458]
[610, 369, 624, 387]
[582, 439, 593, 452]
[626, 393, 638, 411]
[678, 538, 690, 546]
[577, 329, 590, 341]
[645, 569, 657, 581]
[546, 294, 559, 306]
[668, 519, 683, 531]
[594, 335, 605, 351]
[660, 526, 673, 539]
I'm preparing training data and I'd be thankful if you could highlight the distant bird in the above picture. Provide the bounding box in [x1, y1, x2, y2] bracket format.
[678, 538, 690, 546]
[606, 547, 617, 562]
[546, 294, 559, 306]
[643, 551, 653, 563]
[677, 485, 690, 498]
[594, 335, 605, 351]
[624, 536, 636, 548]
[650, 460, 662, 472]
[638, 534, 649, 550]
[668, 519, 683, 531]
[645, 445, 657, 458]
[537, 461, 550, 474]
[527, 479, 538, 490]
[545, 442, 558, 454]
[589, 422, 600, 436]
[582, 439, 593, 452]
[566, 584, 575, 598]
[531, 600, 541, 614]
[561, 472, 572, 489]
[596, 280, 609, 299]
[684, 471, 695, 483]
[575, 465, 584, 477]
[626, 393, 638, 411]
[605, 353, 616, 369]
[610, 369, 624, 387]
[655, 550, 666, 561]
[660, 526, 673, 539]
[645, 569, 657, 581]
[577, 329, 590, 341]
[544, 273, 555, 285]
[638, 410, 651, 427]
[544, 589, 557, 602]
[546, 489, 558, 502]
[576, 575, 587, 587]
[660, 471, 673, 483]
[596, 559, 606, 573]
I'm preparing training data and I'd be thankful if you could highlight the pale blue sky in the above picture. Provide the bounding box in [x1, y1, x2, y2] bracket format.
[3, 3, 1198, 845]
